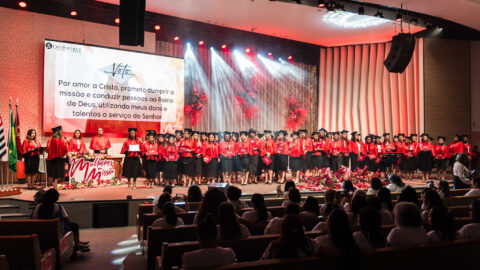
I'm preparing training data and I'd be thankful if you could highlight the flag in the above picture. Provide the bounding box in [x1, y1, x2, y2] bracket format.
[15, 103, 22, 157]
[0, 115, 7, 160]
[8, 107, 17, 173]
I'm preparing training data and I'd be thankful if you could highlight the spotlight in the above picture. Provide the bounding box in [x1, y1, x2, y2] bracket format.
[317, 0, 325, 8]
[288, 56, 293, 61]
[245, 48, 251, 54]
[198, 40, 204, 46]
[174, 36, 180, 41]
[396, 13, 402, 22]
[268, 52, 273, 56]
[154, 25, 161, 31]
[114, 18, 120, 24]
[358, 7, 364, 15]
[221, 44, 227, 49]
[70, 10, 77, 16]
[374, 10, 384, 18]
[18, 1, 27, 8]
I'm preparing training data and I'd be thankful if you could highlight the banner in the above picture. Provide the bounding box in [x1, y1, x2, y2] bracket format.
[43, 40, 185, 136]
[68, 157, 115, 182]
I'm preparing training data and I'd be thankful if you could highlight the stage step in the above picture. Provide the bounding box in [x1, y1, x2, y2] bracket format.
[0, 213, 31, 220]
[0, 204, 21, 214]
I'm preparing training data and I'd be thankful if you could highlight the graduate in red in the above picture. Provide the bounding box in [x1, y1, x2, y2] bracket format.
[192, 131, 204, 185]
[349, 132, 366, 170]
[260, 130, 276, 184]
[434, 136, 450, 180]
[289, 131, 303, 184]
[417, 133, 436, 180]
[179, 129, 195, 187]
[120, 128, 142, 189]
[141, 131, 159, 188]
[382, 133, 396, 174]
[364, 135, 378, 172]
[301, 129, 314, 178]
[202, 133, 219, 184]
[163, 134, 179, 186]
[311, 131, 323, 174]
[89, 127, 111, 154]
[373, 136, 385, 173]
[236, 131, 252, 185]
[393, 135, 404, 174]
[463, 135, 473, 160]
[340, 130, 350, 168]
[22, 129, 42, 189]
[47, 126, 68, 187]
[156, 133, 166, 185]
[248, 129, 261, 184]
[274, 130, 289, 184]
[449, 134, 463, 166]
[328, 132, 345, 172]
[400, 136, 416, 180]
[68, 129, 88, 155]
[218, 131, 236, 184]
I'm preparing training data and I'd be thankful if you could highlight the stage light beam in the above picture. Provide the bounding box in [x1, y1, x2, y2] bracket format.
[70, 10, 78, 16]
[115, 18, 120, 24]
[154, 25, 161, 31]
[18, 1, 27, 8]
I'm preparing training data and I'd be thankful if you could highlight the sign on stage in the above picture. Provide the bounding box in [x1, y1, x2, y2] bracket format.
[68, 157, 115, 183]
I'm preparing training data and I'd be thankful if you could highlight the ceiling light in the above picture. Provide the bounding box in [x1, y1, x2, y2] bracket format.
[18, 1, 27, 8]
[154, 25, 161, 31]
[70, 10, 78, 16]
[114, 18, 120, 24]
[323, 11, 390, 29]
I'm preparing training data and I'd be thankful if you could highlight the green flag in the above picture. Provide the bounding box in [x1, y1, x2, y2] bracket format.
[8, 107, 17, 173]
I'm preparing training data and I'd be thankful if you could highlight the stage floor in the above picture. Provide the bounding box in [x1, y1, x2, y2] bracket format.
[4, 178, 441, 202]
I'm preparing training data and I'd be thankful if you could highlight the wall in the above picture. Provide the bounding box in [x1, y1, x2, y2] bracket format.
[471, 41, 480, 149]
[0, 7, 156, 155]
[423, 37, 471, 142]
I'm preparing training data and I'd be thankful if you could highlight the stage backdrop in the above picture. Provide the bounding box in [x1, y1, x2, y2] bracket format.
[43, 40, 184, 135]
[318, 39, 424, 137]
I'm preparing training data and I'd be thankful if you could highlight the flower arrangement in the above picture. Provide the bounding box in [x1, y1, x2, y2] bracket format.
[55, 178, 127, 190]
[184, 82, 208, 126]
[235, 90, 259, 119]
[285, 94, 309, 131]
[297, 166, 382, 191]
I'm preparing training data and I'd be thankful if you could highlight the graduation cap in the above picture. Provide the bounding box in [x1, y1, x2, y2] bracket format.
[405, 136, 411, 140]
[248, 128, 257, 134]
[393, 135, 399, 139]
[240, 131, 248, 136]
[332, 131, 340, 136]
[51, 126, 62, 133]
[208, 132, 217, 137]
[312, 131, 320, 136]
[128, 128, 137, 132]
[147, 130, 156, 137]
[455, 134, 462, 138]
[157, 133, 165, 138]
[232, 132, 239, 137]
[291, 131, 299, 137]
[340, 130, 349, 134]
[258, 133, 264, 138]
[166, 134, 175, 139]
[192, 131, 199, 135]
[462, 134, 470, 139]
[375, 136, 381, 139]
[200, 132, 208, 136]
[224, 131, 231, 136]
[319, 128, 327, 133]
[184, 128, 192, 134]
[175, 130, 183, 134]
[264, 130, 272, 134]
[438, 136, 446, 141]
[351, 131, 358, 135]
[383, 133, 390, 137]
[410, 133, 418, 137]
[420, 133, 429, 137]
[398, 133, 405, 137]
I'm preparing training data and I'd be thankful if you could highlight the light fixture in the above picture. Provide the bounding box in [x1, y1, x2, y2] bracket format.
[245, 48, 251, 53]
[396, 13, 402, 22]
[114, 18, 120, 24]
[174, 36, 180, 41]
[198, 40, 204, 46]
[70, 10, 78, 16]
[358, 7, 364, 15]
[268, 52, 273, 56]
[323, 11, 389, 29]
[317, 0, 325, 8]
[154, 25, 161, 31]
[18, 1, 27, 8]
[221, 44, 227, 49]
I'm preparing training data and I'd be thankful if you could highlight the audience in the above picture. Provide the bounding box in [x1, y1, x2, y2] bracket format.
[182, 214, 237, 269]
[282, 187, 301, 207]
[386, 174, 406, 193]
[367, 197, 394, 225]
[300, 196, 320, 221]
[282, 181, 296, 199]
[453, 153, 472, 189]
[421, 189, 443, 223]
[313, 202, 339, 233]
[398, 186, 420, 207]
[187, 185, 203, 203]
[242, 193, 272, 224]
[387, 202, 428, 246]
[320, 189, 336, 214]
[346, 190, 367, 230]
[465, 178, 480, 197]
[265, 203, 300, 234]
[367, 177, 383, 195]
[437, 180, 450, 199]
[153, 192, 183, 215]
[262, 215, 318, 260]
[226, 186, 249, 211]
[377, 187, 393, 212]
[459, 199, 480, 239]
[194, 188, 228, 224]
[152, 202, 184, 229]
[427, 206, 458, 242]
[152, 185, 174, 205]
[217, 202, 250, 240]
[353, 207, 386, 249]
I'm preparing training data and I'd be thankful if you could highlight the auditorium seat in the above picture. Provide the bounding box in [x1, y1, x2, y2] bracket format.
[137, 204, 154, 240]
[0, 219, 74, 269]
[0, 235, 55, 270]
[0, 254, 9, 270]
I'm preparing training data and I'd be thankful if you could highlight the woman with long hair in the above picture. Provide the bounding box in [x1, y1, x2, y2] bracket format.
[162, 134, 180, 186]
[377, 187, 393, 211]
[353, 207, 386, 249]
[241, 193, 272, 224]
[275, 130, 289, 184]
[217, 202, 250, 240]
[46, 126, 68, 187]
[288, 132, 303, 184]
[67, 129, 88, 155]
[22, 129, 42, 189]
[156, 133, 166, 186]
[192, 131, 204, 185]
[141, 131, 160, 188]
[152, 202, 184, 229]
[427, 205, 458, 242]
[194, 188, 227, 224]
[120, 128, 142, 189]
[202, 133, 219, 184]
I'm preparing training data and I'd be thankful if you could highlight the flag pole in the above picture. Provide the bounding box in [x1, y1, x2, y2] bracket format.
[1, 160, 4, 191]
[14, 99, 18, 191]
[7, 98, 11, 191]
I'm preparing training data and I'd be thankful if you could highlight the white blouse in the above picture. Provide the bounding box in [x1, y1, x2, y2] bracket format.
[453, 161, 471, 185]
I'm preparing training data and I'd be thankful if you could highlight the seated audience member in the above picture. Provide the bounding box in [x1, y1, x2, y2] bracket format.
[152, 185, 174, 205]
[376, 187, 393, 212]
[386, 174, 406, 193]
[265, 203, 300, 234]
[367, 177, 383, 195]
[421, 189, 443, 223]
[182, 214, 237, 269]
[316, 209, 359, 268]
[187, 184, 203, 203]
[454, 153, 472, 189]
[465, 178, 480, 197]
[282, 187, 302, 207]
[300, 196, 320, 221]
[397, 186, 421, 207]
[353, 207, 386, 249]
[320, 189, 336, 214]
[226, 186, 248, 211]
[459, 199, 480, 239]
[153, 193, 183, 215]
[367, 197, 394, 225]
[32, 189, 89, 252]
[313, 203, 339, 233]
[282, 180, 296, 199]
[346, 190, 367, 230]
[342, 180, 356, 195]
[241, 193, 272, 224]
[262, 215, 318, 260]
[194, 188, 227, 224]
[217, 202, 250, 240]
[152, 202, 184, 229]
[437, 180, 450, 199]
[427, 206, 458, 242]
[387, 202, 428, 246]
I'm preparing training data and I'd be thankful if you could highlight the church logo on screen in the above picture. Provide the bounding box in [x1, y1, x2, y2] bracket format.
[100, 63, 135, 84]
[45, 42, 52, 49]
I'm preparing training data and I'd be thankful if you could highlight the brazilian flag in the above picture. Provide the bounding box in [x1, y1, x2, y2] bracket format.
[8, 107, 17, 173]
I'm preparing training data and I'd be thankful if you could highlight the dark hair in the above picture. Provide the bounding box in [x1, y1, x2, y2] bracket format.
[226, 186, 242, 201]
[197, 214, 218, 245]
[251, 193, 268, 222]
[438, 180, 450, 198]
[33, 190, 45, 204]
[274, 215, 313, 258]
[27, 129, 37, 140]
[359, 207, 386, 248]
[394, 202, 422, 227]
[351, 192, 367, 215]
[187, 185, 203, 202]
[196, 188, 227, 224]
[322, 203, 340, 218]
[342, 180, 355, 193]
[217, 202, 242, 239]
[328, 209, 359, 267]
[303, 196, 320, 216]
[285, 203, 300, 216]
[430, 206, 457, 241]
[366, 197, 382, 211]
[288, 188, 301, 204]
[473, 178, 480, 187]
[156, 193, 172, 210]
[377, 187, 393, 211]
[163, 185, 173, 194]
[163, 202, 178, 226]
[471, 200, 480, 222]
[398, 186, 420, 207]
[324, 189, 336, 203]
[284, 181, 296, 193]
[73, 129, 82, 139]
[389, 174, 405, 187]
[37, 189, 60, 219]
[370, 177, 382, 191]
[457, 153, 469, 166]
[423, 189, 442, 210]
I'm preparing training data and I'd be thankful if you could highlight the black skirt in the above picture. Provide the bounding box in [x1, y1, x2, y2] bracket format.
[262, 154, 275, 170]
[144, 159, 157, 179]
[305, 152, 313, 170]
[181, 157, 195, 176]
[205, 158, 218, 178]
[221, 157, 234, 173]
[249, 154, 260, 175]
[400, 157, 416, 172]
[435, 158, 448, 170]
[418, 151, 433, 172]
[289, 156, 302, 171]
[239, 155, 250, 172]
[123, 156, 141, 178]
[311, 154, 323, 169]
[275, 154, 288, 171]
[48, 158, 66, 179]
[24, 155, 40, 174]
[194, 157, 203, 176]
[233, 156, 242, 172]
[164, 161, 178, 180]
[157, 160, 164, 172]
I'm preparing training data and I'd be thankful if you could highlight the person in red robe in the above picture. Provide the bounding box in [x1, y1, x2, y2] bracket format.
[328, 132, 345, 172]
[340, 130, 351, 168]
[248, 129, 261, 184]
[417, 133, 436, 180]
[382, 133, 396, 174]
[202, 133, 219, 184]
[120, 128, 142, 189]
[89, 127, 111, 154]
[260, 130, 277, 184]
[218, 131, 235, 184]
[141, 131, 159, 188]
[463, 135, 473, 160]
[400, 136, 416, 180]
[192, 131, 204, 185]
[47, 126, 68, 187]
[163, 134, 179, 185]
[22, 129, 42, 189]
[364, 135, 378, 172]
[156, 133, 166, 185]
[274, 130, 289, 184]
[300, 129, 313, 178]
[235, 131, 252, 185]
[434, 136, 450, 180]
[179, 129, 195, 187]
[68, 129, 88, 155]
[349, 132, 365, 171]
[289, 132, 303, 184]
[449, 134, 463, 167]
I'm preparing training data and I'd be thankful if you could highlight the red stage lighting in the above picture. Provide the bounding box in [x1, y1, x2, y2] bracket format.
[18, 1, 27, 8]
[245, 48, 251, 54]
[198, 40, 204, 46]
[114, 18, 120, 24]
[174, 36, 180, 41]
[318, 3, 325, 8]
[221, 44, 227, 49]
[70, 10, 78, 16]
[268, 52, 273, 56]
[288, 56, 293, 61]
[154, 25, 161, 31]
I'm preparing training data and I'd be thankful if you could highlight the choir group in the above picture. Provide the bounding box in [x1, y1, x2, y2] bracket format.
[19, 125, 474, 190]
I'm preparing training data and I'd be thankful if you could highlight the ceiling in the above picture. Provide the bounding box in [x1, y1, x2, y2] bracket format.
[98, 0, 428, 47]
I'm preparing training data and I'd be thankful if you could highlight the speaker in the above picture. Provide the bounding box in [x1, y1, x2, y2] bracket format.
[384, 33, 416, 73]
[119, 0, 145, 46]
[208, 182, 229, 192]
